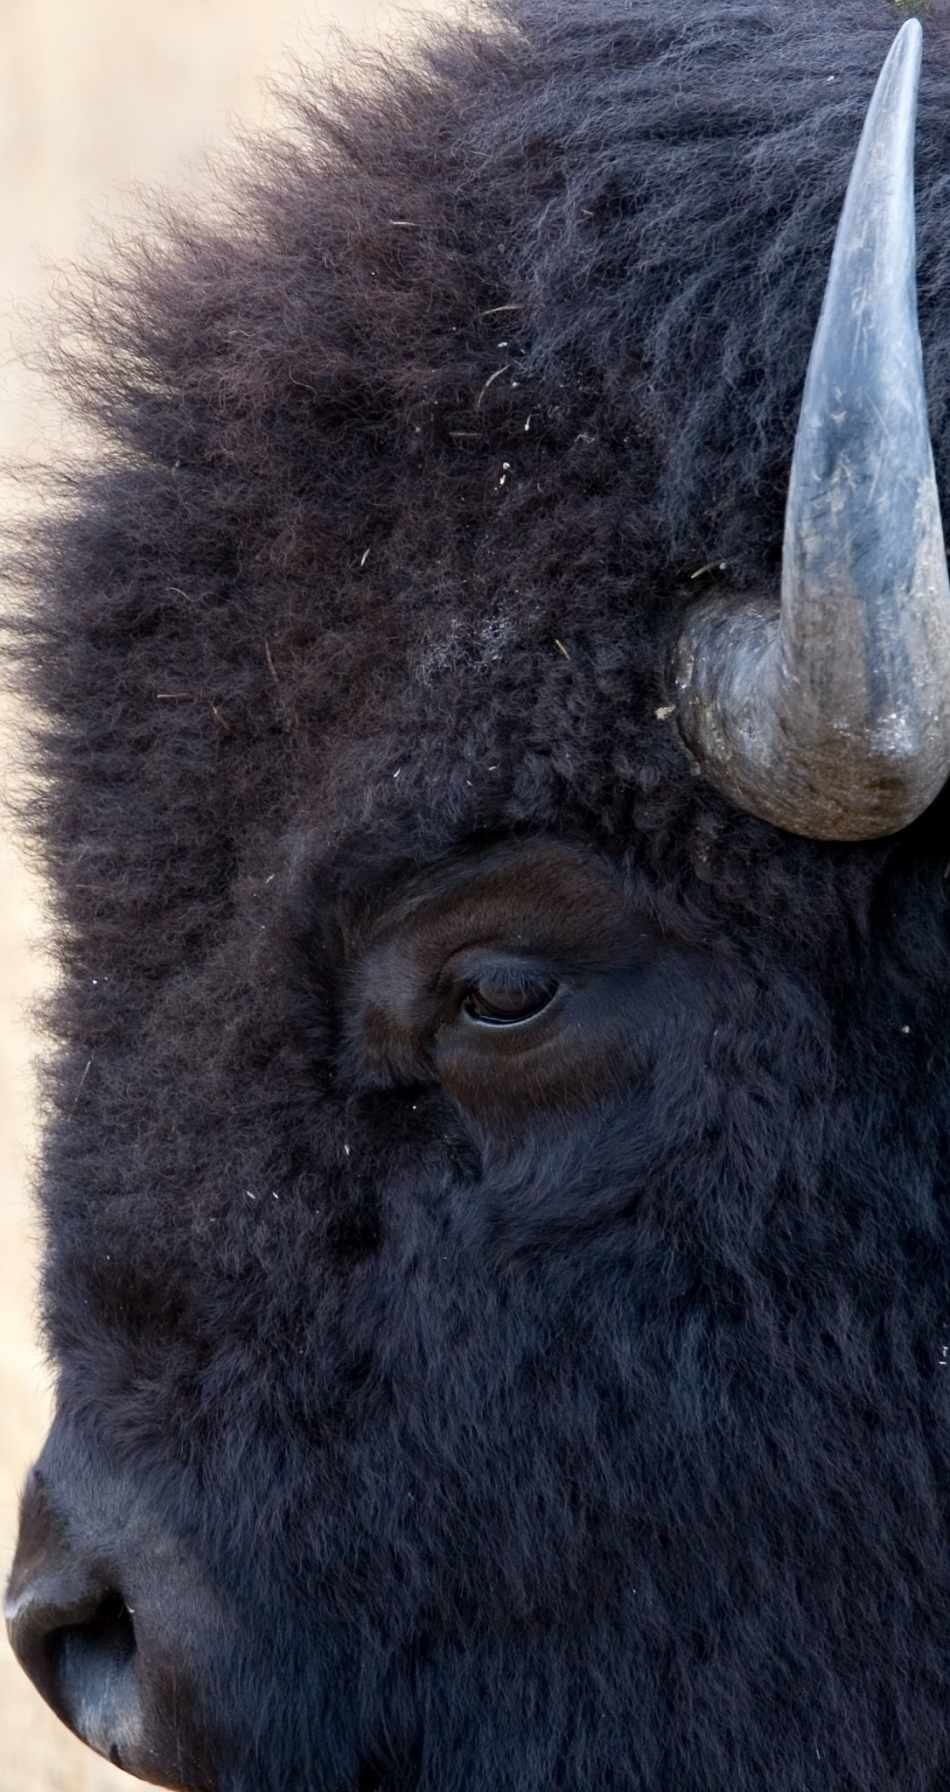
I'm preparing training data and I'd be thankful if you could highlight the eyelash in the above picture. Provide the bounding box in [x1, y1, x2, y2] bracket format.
[460, 969, 560, 1026]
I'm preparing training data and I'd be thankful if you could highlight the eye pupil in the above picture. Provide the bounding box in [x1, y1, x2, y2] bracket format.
[462, 975, 558, 1026]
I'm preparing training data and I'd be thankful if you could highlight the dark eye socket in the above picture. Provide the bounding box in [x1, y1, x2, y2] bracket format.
[461, 971, 559, 1027]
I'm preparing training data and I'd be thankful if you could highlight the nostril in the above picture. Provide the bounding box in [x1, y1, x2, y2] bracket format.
[5, 1468, 147, 1762]
[8, 1463, 217, 1789]
[8, 1580, 142, 1762]
[45, 1587, 136, 1694]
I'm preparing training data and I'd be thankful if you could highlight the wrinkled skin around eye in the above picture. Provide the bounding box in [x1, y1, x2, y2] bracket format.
[332, 835, 718, 1137]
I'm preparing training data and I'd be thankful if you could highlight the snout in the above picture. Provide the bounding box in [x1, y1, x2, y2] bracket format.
[6, 1443, 221, 1791]
[7, 1468, 149, 1777]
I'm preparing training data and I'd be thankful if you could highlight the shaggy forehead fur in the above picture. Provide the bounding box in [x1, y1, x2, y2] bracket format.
[8, 0, 950, 1788]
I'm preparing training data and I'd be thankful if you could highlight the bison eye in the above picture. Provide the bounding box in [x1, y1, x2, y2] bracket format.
[461, 971, 559, 1027]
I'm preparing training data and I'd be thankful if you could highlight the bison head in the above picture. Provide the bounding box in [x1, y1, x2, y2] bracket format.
[7, 3, 950, 1789]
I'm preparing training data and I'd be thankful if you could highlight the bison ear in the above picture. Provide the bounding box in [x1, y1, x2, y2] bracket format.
[673, 19, 950, 842]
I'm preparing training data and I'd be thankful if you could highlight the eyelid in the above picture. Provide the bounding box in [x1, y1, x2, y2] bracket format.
[437, 946, 557, 994]
[462, 979, 560, 1028]
[461, 965, 554, 998]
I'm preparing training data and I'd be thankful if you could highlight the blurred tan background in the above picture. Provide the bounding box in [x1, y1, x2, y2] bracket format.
[0, 2, 410, 1785]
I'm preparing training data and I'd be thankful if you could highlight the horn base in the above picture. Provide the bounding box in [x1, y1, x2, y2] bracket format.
[673, 593, 950, 841]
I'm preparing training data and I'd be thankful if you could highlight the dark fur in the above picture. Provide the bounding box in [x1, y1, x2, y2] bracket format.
[8, 0, 950, 1786]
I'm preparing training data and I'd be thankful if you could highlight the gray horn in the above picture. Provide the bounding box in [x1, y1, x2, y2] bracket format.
[672, 19, 950, 841]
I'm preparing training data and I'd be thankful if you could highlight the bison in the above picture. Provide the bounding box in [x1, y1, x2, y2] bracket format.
[6, 0, 950, 1786]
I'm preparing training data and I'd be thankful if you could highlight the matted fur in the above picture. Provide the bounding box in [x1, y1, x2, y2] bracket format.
[7, 0, 950, 1787]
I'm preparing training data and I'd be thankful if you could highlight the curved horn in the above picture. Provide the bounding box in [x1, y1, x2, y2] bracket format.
[672, 20, 950, 841]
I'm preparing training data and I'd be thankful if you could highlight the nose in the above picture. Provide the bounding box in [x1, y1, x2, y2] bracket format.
[6, 1468, 149, 1776]
[6, 1453, 220, 1791]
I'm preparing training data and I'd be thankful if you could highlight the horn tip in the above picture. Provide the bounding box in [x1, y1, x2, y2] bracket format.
[894, 15, 923, 59]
